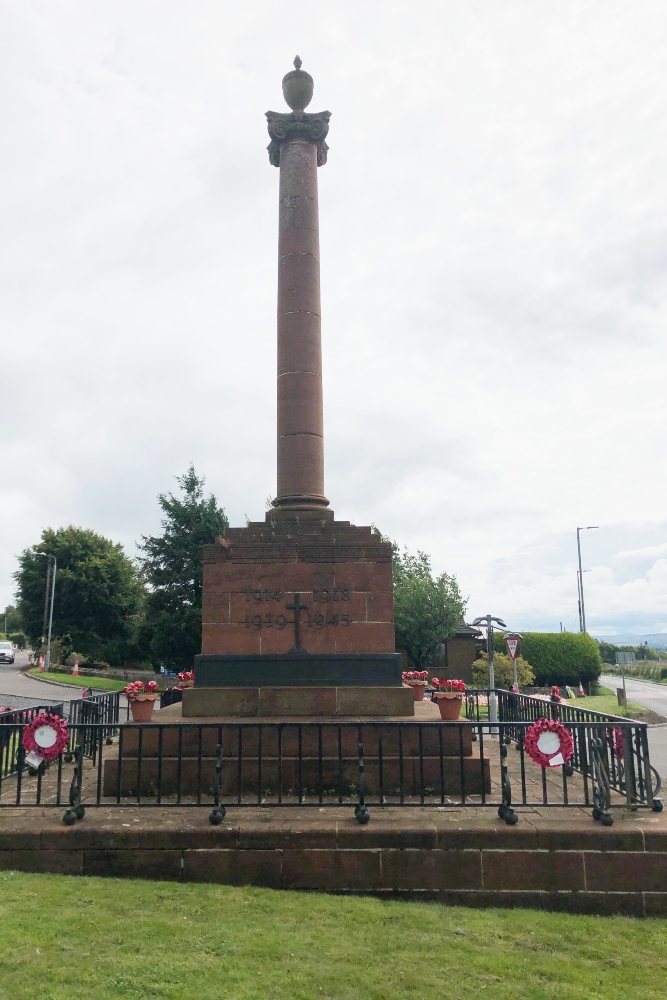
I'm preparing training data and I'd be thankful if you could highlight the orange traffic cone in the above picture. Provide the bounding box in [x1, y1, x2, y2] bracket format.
[39, 656, 44, 672]
[577, 681, 585, 697]
[72, 658, 79, 677]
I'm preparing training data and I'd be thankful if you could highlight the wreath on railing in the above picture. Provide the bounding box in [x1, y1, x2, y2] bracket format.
[524, 718, 574, 769]
[21, 712, 70, 767]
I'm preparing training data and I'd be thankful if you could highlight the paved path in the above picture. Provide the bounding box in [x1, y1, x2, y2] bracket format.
[600, 673, 667, 780]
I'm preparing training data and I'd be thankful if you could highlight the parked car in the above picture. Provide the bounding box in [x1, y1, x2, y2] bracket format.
[0, 641, 14, 664]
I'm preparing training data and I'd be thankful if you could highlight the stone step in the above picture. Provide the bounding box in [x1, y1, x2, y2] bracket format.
[117, 724, 474, 758]
[103, 754, 491, 798]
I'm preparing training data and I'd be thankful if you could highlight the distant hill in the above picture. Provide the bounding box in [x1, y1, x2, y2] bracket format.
[591, 632, 667, 650]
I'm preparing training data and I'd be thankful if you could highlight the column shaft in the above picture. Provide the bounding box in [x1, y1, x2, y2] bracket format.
[275, 137, 328, 508]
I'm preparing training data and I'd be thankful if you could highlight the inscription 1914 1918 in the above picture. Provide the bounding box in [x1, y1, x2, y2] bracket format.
[243, 587, 352, 603]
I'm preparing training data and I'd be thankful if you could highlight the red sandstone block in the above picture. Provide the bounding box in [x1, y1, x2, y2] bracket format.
[542, 891, 645, 917]
[0, 827, 41, 850]
[259, 564, 335, 592]
[335, 622, 395, 654]
[202, 623, 260, 656]
[439, 889, 546, 911]
[335, 563, 392, 592]
[644, 893, 667, 916]
[278, 253, 321, 315]
[0, 849, 83, 875]
[204, 562, 256, 587]
[229, 592, 271, 625]
[337, 819, 438, 850]
[83, 849, 182, 880]
[642, 830, 667, 852]
[584, 851, 667, 892]
[260, 625, 300, 655]
[277, 434, 324, 500]
[365, 592, 394, 623]
[324, 591, 366, 624]
[278, 371, 324, 437]
[382, 849, 482, 890]
[281, 849, 382, 890]
[278, 311, 322, 375]
[278, 222, 319, 259]
[482, 850, 585, 891]
[238, 818, 337, 850]
[278, 188, 319, 232]
[260, 688, 337, 716]
[434, 818, 537, 850]
[532, 822, 644, 852]
[202, 592, 230, 624]
[183, 849, 282, 888]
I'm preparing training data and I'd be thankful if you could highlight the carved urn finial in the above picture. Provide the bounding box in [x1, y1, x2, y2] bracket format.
[282, 55, 314, 112]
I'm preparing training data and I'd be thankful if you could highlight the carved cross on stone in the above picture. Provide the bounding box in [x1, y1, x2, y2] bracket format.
[286, 593, 308, 651]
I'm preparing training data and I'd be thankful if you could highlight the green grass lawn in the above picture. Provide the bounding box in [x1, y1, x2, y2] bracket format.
[27, 668, 128, 691]
[567, 688, 654, 721]
[0, 872, 666, 999]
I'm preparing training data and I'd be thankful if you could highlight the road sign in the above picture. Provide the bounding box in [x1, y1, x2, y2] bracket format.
[615, 652, 635, 665]
[505, 636, 520, 660]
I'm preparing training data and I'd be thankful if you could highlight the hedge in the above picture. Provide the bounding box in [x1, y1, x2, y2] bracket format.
[493, 631, 602, 687]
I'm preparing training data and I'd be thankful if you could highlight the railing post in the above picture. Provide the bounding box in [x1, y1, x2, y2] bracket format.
[63, 737, 85, 825]
[354, 725, 370, 824]
[209, 734, 226, 825]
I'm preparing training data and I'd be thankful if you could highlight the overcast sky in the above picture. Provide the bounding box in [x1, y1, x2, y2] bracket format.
[2, 1, 666, 636]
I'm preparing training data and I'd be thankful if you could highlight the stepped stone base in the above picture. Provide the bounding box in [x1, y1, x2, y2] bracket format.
[182, 685, 414, 718]
[103, 754, 489, 798]
[1, 806, 665, 916]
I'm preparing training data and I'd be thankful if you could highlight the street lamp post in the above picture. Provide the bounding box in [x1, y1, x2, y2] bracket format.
[576, 526, 598, 633]
[472, 614, 507, 727]
[36, 552, 56, 672]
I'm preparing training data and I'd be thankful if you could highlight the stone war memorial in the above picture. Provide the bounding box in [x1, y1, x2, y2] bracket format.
[103, 55, 491, 811]
[185, 57, 411, 719]
[3, 58, 664, 918]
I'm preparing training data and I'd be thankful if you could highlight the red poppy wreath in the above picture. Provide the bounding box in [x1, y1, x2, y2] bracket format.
[524, 718, 574, 769]
[21, 712, 69, 767]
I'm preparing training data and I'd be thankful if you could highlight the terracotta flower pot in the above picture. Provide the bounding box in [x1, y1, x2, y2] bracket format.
[433, 693, 463, 721]
[129, 695, 157, 723]
[406, 682, 428, 702]
[178, 680, 194, 689]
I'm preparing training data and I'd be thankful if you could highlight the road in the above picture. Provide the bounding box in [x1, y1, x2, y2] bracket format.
[600, 673, 667, 780]
[0, 650, 95, 711]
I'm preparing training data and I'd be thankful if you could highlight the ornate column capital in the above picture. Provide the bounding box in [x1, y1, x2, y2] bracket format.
[266, 110, 331, 167]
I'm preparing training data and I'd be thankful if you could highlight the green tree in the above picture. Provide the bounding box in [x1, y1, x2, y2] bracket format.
[493, 631, 602, 686]
[138, 466, 228, 670]
[2, 605, 22, 638]
[392, 548, 467, 670]
[597, 641, 618, 665]
[14, 527, 144, 663]
[471, 651, 535, 689]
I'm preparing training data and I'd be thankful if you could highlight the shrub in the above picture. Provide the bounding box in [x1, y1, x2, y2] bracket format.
[471, 652, 535, 689]
[494, 631, 601, 686]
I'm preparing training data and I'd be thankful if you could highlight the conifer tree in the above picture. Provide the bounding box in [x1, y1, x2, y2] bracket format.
[139, 466, 228, 670]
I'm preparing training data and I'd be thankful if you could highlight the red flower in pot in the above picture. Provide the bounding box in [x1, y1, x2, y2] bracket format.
[430, 678, 466, 720]
[124, 680, 160, 723]
[401, 670, 430, 701]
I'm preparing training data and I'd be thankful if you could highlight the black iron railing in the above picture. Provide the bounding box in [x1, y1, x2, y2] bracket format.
[0, 714, 661, 828]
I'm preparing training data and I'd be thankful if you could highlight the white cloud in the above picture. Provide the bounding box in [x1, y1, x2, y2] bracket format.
[2, 1, 667, 635]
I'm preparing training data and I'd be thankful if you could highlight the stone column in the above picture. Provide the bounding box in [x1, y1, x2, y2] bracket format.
[267, 58, 331, 511]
